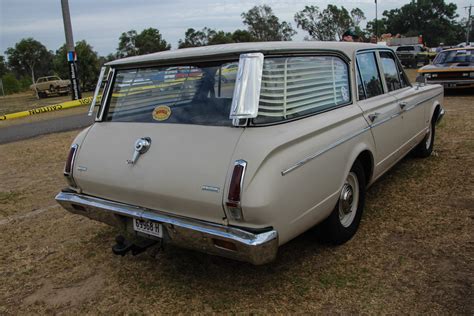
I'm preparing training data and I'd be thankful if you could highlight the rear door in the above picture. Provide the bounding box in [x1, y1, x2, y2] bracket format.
[355, 51, 403, 176]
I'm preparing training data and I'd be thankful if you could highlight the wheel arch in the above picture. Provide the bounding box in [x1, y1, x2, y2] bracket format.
[343, 142, 376, 189]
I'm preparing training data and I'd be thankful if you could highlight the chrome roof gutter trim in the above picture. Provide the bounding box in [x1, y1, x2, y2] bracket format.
[55, 191, 278, 265]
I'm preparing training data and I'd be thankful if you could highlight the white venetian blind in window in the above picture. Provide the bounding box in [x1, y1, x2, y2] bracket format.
[258, 56, 350, 119]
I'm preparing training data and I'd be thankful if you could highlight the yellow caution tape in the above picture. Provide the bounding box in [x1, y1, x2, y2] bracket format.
[0, 96, 100, 121]
[0, 76, 200, 121]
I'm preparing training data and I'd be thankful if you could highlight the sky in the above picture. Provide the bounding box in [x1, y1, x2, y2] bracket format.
[0, 0, 472, 57]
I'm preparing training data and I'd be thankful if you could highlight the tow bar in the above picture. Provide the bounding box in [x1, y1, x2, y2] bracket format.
[112, 235, 160, 256]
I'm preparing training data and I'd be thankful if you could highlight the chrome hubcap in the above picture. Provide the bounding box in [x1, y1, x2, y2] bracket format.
[340, 184, 353, 215]
[338, 172, 359, 228]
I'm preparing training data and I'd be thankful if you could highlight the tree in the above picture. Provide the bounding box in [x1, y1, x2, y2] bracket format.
[365, 18, 388, 38]
[53, 40, 100, 90]
[179, 28, 214, 48]
[178, 28, 255, 48]
[178, 27, 237, 48]
[231, 29, 255, 43]
[5, 38, 53, 84]
[381, 0, 460, 46]
[242, 5, 296, 41]
[295, 5, 365, 41]
[1, 73, 21, 94]
[0, 55, 8, 78]
[117, 28, 170, 57]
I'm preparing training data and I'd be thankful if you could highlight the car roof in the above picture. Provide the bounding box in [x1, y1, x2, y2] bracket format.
[106, 41, 382, 68]
[442, 47, 474, 52]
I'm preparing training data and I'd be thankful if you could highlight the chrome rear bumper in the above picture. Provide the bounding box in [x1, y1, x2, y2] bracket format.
[55, 191, 278, 265]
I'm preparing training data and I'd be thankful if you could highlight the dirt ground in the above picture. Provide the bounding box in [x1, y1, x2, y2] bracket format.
[0, 72, 472, 314]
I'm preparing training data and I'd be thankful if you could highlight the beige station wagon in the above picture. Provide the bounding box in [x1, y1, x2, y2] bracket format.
[56, 42, 445, 265]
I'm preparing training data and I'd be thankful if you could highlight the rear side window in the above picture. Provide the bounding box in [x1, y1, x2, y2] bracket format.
[104, 61, 237, 126]
[380, 51, 402, 92]
[356, 52, 383, 99]
[253, 56, 350, 124]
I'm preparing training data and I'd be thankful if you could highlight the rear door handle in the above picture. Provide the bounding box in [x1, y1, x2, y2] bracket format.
[368, 112, 379, 122]
[399, 102, 408, 110]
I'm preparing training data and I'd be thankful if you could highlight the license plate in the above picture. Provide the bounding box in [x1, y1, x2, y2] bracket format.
[444, 83, 457, 88]
[133, 218, 163, 238]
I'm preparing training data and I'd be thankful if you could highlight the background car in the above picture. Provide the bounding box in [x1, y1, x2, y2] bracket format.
[418, 47, 474, 89]
[29, 76, 70, 98]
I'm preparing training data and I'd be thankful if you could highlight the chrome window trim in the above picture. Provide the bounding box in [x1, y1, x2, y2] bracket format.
[96, 68, 115, 122]
[88, 67, 107, 116]
[378, 50, 404, 92]
[355, 51, 385, 99]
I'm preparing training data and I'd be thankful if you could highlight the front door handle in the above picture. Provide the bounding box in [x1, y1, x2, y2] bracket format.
[368, 112, 380, 123]
[399, 102, 408, 110]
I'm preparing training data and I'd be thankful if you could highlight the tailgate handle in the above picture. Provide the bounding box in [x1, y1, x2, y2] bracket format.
[127, 137, 152, 165]
[399, 101, 408, 110]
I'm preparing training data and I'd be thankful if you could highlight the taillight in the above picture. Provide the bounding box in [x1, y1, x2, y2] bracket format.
[225, 160, 247, 220]
[64, 144, 78, 175]
[64, 144, 78, 187]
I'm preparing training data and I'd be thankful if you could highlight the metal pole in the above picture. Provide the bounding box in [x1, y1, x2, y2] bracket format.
[466, 5, 472, 44]
[375, 0, 378, 42]
[61, 0, 81, 100]
[0, 79, 4, 97]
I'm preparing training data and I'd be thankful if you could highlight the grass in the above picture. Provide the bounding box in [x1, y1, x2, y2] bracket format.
[0, 91, 93, 128]
[0, 71, 472, 314]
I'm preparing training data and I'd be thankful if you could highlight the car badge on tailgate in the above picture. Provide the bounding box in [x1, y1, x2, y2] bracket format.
[127, 137, 152, 165]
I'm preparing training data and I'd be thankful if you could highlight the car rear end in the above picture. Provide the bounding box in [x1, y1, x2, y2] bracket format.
[55, 56, 279, 264]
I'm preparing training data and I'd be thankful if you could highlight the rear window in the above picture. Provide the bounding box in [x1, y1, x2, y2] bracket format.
[396, 46, 415, 52]
[252, 56, 350, 125]
[104, 61, 237, 126]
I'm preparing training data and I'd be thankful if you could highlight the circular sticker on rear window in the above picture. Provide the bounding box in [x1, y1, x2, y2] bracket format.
[152, 105, 171, 121]
[341, 86, 349, 102]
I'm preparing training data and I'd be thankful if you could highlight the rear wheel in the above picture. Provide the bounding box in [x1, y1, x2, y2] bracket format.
[413, 119, 435, 158]
[322, 160, 366, 244]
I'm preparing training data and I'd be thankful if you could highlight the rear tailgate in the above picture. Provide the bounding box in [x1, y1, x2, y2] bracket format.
[73, 122, 243, 223]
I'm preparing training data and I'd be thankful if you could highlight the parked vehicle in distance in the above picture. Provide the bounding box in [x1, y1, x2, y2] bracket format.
[56, 42, 444, 265]
[396, 44, 432, 68]
[456, 42, 474, 48]
[30, 76, 70, 98]
[418, 47, 474, 89]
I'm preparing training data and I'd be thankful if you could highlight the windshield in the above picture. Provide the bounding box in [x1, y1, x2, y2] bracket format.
[433, 50, 473, 64]
[104, 61, 238, 126]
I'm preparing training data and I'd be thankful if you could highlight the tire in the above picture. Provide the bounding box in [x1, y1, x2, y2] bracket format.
[413, 119, 435, 158]
[322, 160, 366, 245]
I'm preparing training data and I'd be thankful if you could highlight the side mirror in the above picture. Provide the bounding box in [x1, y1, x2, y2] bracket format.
[230, 53, 264, 123]
[415, 74, 426, 88]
